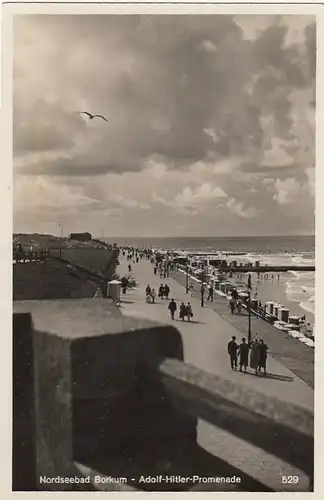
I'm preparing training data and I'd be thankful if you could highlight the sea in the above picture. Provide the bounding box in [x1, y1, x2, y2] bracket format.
[109, 235, 315, 327]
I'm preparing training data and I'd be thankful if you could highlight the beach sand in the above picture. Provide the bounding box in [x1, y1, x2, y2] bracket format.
[232, 272, 315, 327]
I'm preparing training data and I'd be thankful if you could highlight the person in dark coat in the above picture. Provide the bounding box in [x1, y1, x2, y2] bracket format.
[121, 276, 128, 294]
[227, 335, 239, 370]
[239, 337, 249, 372]
[249, 339, 260, 376]
[207, 284, 214, 301]
[158, 284, 164, 298]
[164, 284, 170, 299]
[229, 297, 236, 314]
[186, 302, 193, 322]
[258, 339, 268, 375]
[168, 299, 177, 320]
[179, 302, 187, 321]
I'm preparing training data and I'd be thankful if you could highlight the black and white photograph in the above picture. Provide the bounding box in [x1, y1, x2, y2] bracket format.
[9, 4, 317, 493]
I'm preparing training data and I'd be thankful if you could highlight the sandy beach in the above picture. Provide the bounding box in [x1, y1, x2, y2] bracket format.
[232, 271, 315, 327]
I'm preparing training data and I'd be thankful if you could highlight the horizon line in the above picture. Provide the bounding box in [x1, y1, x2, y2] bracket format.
[104, 234, 315, 239]
[13, 232, 315, 238]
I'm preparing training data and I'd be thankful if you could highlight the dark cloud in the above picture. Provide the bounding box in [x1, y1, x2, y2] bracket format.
[240, 163, 301, 176]
[14, 98, 86, 154]
[14, 15, 315, 179]
[17, 158, 138, 176]
[13, 14, 315, 237]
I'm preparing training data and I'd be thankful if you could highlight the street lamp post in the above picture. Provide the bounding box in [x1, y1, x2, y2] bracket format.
[186, 263, 189, 294]
[200, 269, 205, 308]
[247, 289, 252, 346]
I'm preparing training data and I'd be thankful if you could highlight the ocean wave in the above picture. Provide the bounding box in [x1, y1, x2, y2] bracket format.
[284, 266, 315, 318]
[300, 300, 315, 315]
[241, 252, 315, 267]
[232, 251, 315, 322]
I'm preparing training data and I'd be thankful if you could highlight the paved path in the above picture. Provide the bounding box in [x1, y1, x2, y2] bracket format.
[116, 255, 313, 491]
[172, 269, 314, 388]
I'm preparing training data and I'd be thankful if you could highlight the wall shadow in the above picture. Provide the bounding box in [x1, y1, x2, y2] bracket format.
[80, 440, 272, 492]
[151, 366, 314, 478]
[175, 319, 206, 325]
[239, 371, 294, 382]
[74, 369, 271, 492]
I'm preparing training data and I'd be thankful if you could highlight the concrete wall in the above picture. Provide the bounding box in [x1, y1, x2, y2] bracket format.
[13, 298, 314, 492]
[12, 313, 36, 490]
[13, 299, 196, 491]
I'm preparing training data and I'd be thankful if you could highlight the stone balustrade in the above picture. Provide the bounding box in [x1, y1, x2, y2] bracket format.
[13, 299, 314, 492]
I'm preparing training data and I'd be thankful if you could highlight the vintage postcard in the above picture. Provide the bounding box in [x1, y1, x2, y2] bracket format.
[2, 0, 322, 496]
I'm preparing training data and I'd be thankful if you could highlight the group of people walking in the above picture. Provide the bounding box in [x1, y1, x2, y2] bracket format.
[168, 299, 193, 321]
[154, 261, 173, 279]
[145, 285, 157, 303]
[227, 287, 242, 314]
[145, 283, 171, 303]
[227, 335, 268, 375]
[158, 284, 170, 299]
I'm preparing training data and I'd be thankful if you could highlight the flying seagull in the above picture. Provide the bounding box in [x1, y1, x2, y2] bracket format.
[80, 111, 108, 122]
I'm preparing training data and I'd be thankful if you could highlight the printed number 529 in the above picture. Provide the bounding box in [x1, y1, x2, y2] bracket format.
[282, 476, 299, 484]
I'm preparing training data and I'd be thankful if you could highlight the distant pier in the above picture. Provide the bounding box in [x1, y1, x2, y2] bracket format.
[220, 265, 315, 273]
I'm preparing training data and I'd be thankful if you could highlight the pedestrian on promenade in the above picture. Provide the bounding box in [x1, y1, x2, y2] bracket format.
[227, 335, 239, 370]
[188, 283, 194, 296]
[179, 302, 187, 321]
[200, 284, 205, 308]
[249, 339, 260, 376]
[186, 302, 193, 322]
[151, 289, 156, 304]
[158, 284, 164, 299]
[164, 284, 170, 299]
[247, 273, 252, 289]
[229, 296, 236, 314]
[128, 264, 132, 272]
[236, 298, 242, 314]
[207, 284, 214, 302]
[146, 294, 152, 304]
[154, 267, 157, 275]
[146, 285, 151, 297]
[121, 276, 128, 294]
[168, 299, 177, 320]
[239, 337, 249, 372]
[258, 339, 268, 375]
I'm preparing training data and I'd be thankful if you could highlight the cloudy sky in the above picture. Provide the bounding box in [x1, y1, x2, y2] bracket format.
[13, 14, 315, 237]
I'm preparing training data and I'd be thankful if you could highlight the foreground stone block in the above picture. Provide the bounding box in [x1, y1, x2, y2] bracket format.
[13, 313, 36, 490]
[13, 299, 195, 491]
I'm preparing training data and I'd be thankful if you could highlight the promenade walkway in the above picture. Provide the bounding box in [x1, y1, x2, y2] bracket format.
[116, 255, 313, 492]
[172, 269, 314, 388]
